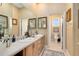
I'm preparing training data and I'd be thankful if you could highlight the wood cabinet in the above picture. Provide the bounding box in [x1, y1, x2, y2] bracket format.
[33, 36, 45, 56]
[25, 44, 34, 56]
[35, 39, 42, 55]
[33, 41, 39, 56]
[15, 35, 45, 56]
[25, 36, 45, 56]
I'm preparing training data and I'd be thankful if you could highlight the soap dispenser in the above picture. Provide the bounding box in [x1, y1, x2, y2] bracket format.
[12, 35, 16, 42]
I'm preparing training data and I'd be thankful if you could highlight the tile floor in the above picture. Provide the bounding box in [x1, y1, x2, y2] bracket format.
[41, 42, 70, 56]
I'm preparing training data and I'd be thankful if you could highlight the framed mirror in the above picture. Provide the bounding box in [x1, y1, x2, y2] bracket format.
[0, 15, 8, 29]
[28, 18, 36, 29]
[38, 17, 47, 29]
[0, 15, 8, 39]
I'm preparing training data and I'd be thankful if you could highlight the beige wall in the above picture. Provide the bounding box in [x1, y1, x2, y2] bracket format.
[66, 3, 79, 56]
[0, 3, 12, 35]
[12, 5, 19, 36]
[72, 3, 79, 56]
[0, 3, 12, 17]
[19, 8, 36, 18]
[66, 3, 74, 55]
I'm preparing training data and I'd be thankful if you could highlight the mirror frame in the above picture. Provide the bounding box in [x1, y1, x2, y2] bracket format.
[38, 17, 47, 29]
[28, 18, 36, 29]
[0, 14, 8, 29]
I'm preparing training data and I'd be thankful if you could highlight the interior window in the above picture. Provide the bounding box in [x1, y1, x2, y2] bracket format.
[52, 18, 59, 32]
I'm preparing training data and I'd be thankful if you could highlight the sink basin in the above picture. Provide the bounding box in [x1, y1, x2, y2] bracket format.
[19, 39, 30, 43]
[19, 37, 34, 43]
[35, 34, 42, 36]
[28, 37, 35, 39]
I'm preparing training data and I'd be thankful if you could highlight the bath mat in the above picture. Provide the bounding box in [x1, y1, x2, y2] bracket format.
[42, 49, 65, 56]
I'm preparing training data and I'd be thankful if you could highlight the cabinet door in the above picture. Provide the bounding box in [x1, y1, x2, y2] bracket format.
[25, 44, 33, 56]
[33, 42, 38, 56]
[38, 40, 42, 55]
[33, 39, 43, 56]
[42, 36, 45, 48]
[22, 48, 26, 56]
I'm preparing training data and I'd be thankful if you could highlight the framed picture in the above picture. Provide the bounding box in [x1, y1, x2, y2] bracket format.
[38, 17, 47, 29]
[0, 15, 8, 29]
[28, 18, 36, 29]
[66, 8, 71, 22]
[38, 18, 42, 28]
[12, 18, 17, 25]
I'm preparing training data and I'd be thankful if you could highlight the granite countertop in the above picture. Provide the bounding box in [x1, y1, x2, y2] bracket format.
[0, 34, 44, 56]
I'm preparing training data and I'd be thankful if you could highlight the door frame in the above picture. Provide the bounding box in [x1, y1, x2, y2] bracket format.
[47, 15, 67, 50]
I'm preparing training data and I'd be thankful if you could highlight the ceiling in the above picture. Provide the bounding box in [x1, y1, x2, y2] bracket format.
[13, 3, 68, 16]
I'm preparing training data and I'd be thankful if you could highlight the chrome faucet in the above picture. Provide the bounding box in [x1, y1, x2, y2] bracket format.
[3, 36, 11, 48]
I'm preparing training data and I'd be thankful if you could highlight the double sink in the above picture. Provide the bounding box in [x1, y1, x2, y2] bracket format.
[18, 37, 35, 43]
[0, 34, 42, 51]
[18, 34, 42, 43]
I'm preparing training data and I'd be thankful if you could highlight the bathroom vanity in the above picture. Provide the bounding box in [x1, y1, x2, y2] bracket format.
[0, 34, 45, 56]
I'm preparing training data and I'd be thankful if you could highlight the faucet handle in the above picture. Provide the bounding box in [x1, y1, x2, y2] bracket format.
[3, 39, 6, 43]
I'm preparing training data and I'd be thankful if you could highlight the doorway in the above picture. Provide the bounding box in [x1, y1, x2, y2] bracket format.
[47, 15, 66, 51]
[51, 16, 62, 48]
